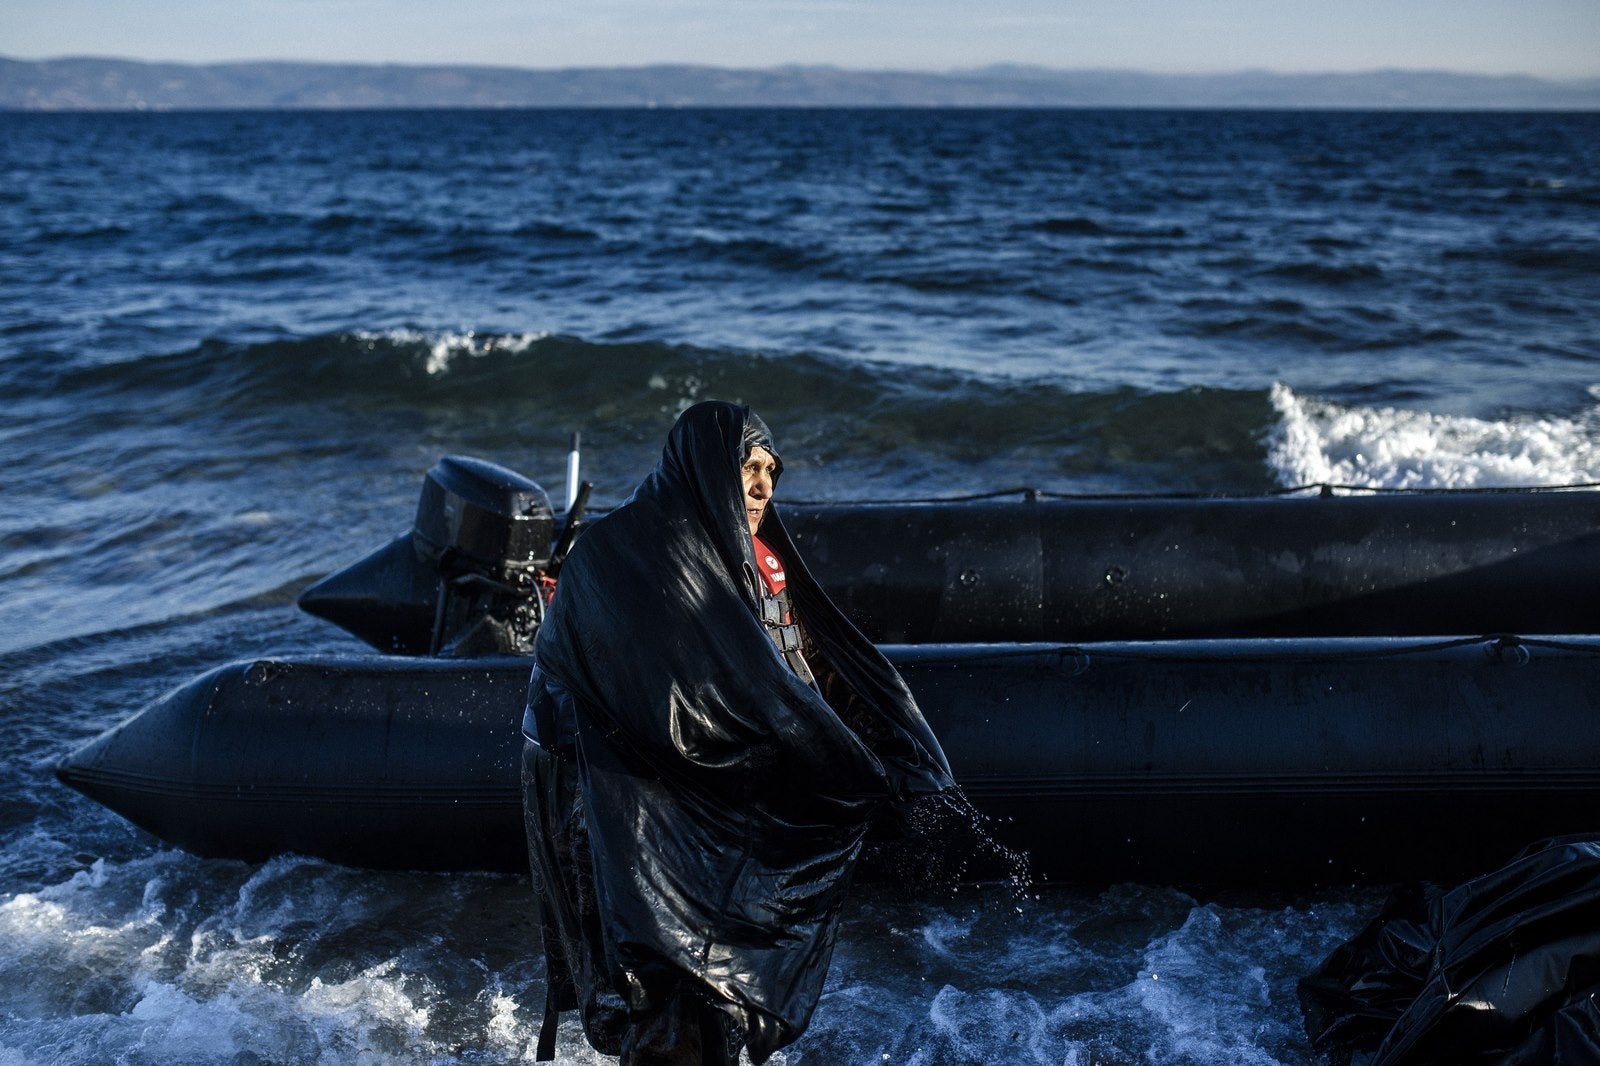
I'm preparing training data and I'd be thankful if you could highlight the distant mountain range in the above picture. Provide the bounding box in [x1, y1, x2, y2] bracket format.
[4, 56, 1598, 111]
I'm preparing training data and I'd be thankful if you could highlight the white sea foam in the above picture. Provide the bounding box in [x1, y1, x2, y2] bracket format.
[0, 851, 562, 1065]
[795, 886, 1374, 1066]
[0, 832, 1369, 1066]
[1267, 382, 1600, 490]
[352, 329, 549, 376]
[0, 847, 1376, 1065]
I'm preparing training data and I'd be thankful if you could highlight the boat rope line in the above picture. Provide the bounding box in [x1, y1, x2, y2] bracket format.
[783, 481, 1600, 506]
[896, 633, 1600, 669]
[1505, 634, 1600, 654]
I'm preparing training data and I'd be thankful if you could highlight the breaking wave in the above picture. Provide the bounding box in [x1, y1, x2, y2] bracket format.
[1266, 382, 1600, 490]
[18, 331, 1599, 498]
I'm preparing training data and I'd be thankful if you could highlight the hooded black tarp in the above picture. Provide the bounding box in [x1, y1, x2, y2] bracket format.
[522, 401, 954, 1062]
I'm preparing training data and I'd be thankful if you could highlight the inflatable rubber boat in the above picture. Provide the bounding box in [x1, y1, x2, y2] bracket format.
[56, 455, 1600, 886]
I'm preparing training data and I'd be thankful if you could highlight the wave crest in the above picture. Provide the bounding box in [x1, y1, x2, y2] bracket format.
[1266, 382, 1600, 489]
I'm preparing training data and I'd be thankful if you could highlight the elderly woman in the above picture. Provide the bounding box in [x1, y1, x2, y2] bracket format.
[522, 400, 952, 1064]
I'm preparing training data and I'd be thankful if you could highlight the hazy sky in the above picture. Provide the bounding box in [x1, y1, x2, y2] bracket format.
[4, 0, 1597, 78]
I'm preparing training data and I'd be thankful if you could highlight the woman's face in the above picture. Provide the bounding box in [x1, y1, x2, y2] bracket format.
[741, 446, 777, 535]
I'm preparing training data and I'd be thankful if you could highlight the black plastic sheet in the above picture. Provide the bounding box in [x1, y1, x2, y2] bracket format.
[1300, 835, 1600, 1065]
[523, 401, 953, 1062]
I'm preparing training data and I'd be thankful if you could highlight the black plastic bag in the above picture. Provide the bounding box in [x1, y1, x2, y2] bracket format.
[1301, 835, 1600, 1065]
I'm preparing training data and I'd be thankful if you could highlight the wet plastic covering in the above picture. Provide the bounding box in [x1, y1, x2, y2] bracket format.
[1300, 835, 1600, 1065]
[522, 401, 954, 1062]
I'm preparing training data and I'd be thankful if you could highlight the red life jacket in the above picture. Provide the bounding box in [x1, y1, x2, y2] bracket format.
[753, 534, 788, 605]
[753, 534, 811, 683]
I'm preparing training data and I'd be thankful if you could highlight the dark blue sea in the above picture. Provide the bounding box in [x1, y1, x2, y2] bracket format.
[2, 108, 1598, 1064]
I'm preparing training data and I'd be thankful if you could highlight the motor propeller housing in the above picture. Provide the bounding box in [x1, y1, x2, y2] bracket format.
[299, 456, 557, 656]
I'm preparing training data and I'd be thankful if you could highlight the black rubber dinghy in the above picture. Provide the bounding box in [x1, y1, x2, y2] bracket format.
[57, 634, 1600, 886]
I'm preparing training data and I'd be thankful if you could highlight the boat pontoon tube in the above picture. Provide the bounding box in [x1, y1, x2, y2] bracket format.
[56, 635, 1600, 886]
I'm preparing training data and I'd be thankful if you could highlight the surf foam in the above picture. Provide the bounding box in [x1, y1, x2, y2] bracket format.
[1267, 382, 1600, 490]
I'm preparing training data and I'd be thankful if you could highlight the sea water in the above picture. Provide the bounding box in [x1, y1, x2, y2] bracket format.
[2, 107, 1597, 1063]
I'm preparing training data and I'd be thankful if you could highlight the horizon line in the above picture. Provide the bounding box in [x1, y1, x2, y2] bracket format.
[7, 53, 1599, 84]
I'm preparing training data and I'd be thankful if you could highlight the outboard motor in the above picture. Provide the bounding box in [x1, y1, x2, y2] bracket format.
[299, 456, 561, 657]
